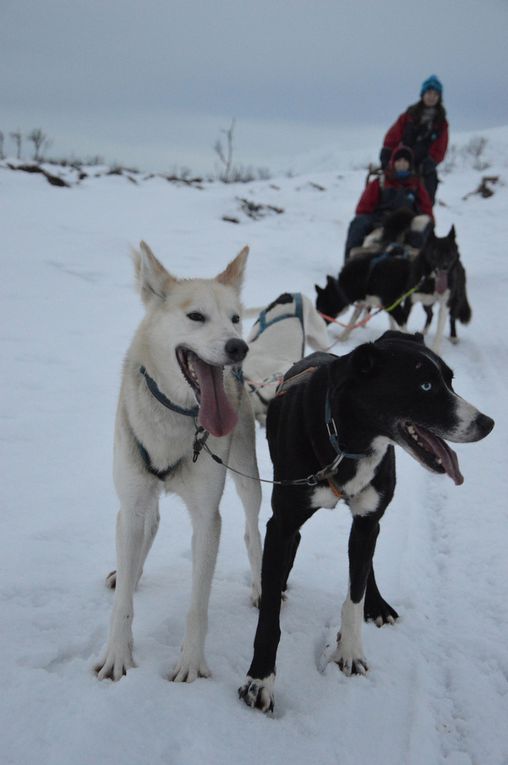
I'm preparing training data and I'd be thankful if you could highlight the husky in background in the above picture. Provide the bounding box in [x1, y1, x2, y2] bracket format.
[243, 292, 329, 424]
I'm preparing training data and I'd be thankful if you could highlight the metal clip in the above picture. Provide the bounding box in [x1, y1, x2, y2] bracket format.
[192, 426, 209, 463]
[326, 417, 338, 440]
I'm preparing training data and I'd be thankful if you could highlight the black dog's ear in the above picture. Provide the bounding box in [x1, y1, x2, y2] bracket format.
[326, 275, 336, 286]
[376, 330, 425, 346]
[349, 343, 381, 376]
[448, 225, 456, 241]
[315, 283, 323, 295]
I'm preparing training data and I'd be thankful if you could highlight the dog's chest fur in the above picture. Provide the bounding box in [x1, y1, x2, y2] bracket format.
[309, 436, 390, 510]
[118, 360, 240, 483]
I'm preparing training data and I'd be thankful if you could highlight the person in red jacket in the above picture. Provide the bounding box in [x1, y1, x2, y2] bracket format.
[380, 75, 448, 202]
[344, 145, 434, 261]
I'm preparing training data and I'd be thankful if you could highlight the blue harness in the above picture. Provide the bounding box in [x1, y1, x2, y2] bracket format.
[250, 292, 305, 356]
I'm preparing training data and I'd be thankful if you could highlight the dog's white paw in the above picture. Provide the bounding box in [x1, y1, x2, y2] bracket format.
[95, 641, 135, 681]
[319, 633, 368, 677]
[170, 654, 210, 683]
[238, 674, 275, 713]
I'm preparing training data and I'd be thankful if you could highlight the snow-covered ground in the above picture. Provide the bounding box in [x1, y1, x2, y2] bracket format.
[1, 128, 507, 765]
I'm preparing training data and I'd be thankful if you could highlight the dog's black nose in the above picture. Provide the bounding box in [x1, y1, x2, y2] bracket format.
[225, 338, 248, 363]
[476, 413, 495, 439]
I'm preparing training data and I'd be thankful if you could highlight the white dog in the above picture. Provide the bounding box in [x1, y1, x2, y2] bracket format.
[95, 242, 262, 683]
[243, 292, 329, 424]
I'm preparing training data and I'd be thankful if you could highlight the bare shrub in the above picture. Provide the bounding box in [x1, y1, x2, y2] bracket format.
[10, 129, 23, 159]
[27, 128, 51, 161]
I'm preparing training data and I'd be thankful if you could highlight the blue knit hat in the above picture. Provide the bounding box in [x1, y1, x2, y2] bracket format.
[420, 75, 443, 96]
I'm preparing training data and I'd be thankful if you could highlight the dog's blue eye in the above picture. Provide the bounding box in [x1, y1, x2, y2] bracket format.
[232, 314, 240, 324]
[420, 382, 432, 392]
[187, 312, 205, 322]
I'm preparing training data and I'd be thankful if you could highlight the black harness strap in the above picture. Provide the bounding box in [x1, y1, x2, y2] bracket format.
[136, 438, 181, 481]
[132, 366, 200, 480]
[135, 364, 242, 480]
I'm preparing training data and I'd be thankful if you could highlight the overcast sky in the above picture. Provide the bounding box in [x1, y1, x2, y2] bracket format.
[1, 0, 507, 173]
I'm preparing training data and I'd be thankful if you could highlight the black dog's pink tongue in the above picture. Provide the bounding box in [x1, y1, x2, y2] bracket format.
[435, 270, 448, 295]
[414, 425, 464, 485]
[192, 357, 238, 437]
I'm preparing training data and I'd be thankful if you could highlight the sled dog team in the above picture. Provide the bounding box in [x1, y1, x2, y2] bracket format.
[95, 241, 494, 714]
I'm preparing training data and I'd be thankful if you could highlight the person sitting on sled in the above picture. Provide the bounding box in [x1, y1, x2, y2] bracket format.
[379, 74, 448, 203]
[343, 145, 434, 261]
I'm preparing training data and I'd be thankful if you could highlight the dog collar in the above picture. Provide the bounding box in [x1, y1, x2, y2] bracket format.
[140, 366, 199, 417]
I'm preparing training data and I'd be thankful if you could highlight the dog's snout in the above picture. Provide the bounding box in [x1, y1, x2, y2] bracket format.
[475, 412, 495, 440]
[225, 338, 249, 363]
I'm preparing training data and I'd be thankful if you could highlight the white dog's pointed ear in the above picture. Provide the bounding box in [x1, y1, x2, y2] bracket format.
[216, 246, 249, 292]
[133, 241, 177, 305]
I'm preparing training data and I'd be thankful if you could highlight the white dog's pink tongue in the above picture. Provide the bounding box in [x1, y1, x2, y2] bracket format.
[192, 358, 238, 437]
[435, 270, 448, 295]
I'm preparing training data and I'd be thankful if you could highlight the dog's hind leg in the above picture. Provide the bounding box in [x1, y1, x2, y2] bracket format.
[96, 483, 159, 681]
[228, 397, 263, 605]
[230, 469, 262, 606]
[364, 568, 398, 625]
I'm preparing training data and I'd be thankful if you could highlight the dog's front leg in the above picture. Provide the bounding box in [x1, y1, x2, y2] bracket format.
[239, 514, 300, 713]
[327, 513, 383, 675]
[422, 305, 434, 335]
[432, 298, 449, 355]
[96, 493, 156, 680]
[171, 497, 222, 683]
[229, 397, 263, 605]
[449, 314, 458, 344]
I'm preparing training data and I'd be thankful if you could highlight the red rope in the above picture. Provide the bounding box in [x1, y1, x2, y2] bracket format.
[319, 307, 383, 331]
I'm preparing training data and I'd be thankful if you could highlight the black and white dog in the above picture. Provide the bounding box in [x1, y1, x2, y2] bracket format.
[315, 209, 421, 340]
[407, 225, 471, 355]
[239, 331, 494, 712]
[315, 252, 412, 340]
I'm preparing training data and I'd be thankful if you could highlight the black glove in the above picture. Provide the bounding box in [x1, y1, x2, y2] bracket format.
[379, 147, 391, 169]
[420, 157, 436, 175]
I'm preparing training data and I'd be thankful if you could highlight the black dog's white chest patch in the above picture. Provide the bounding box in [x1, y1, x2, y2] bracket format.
[342, 437, 390, 498]
[309, 485, 342, 509]
[309, 437, 390, 512]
